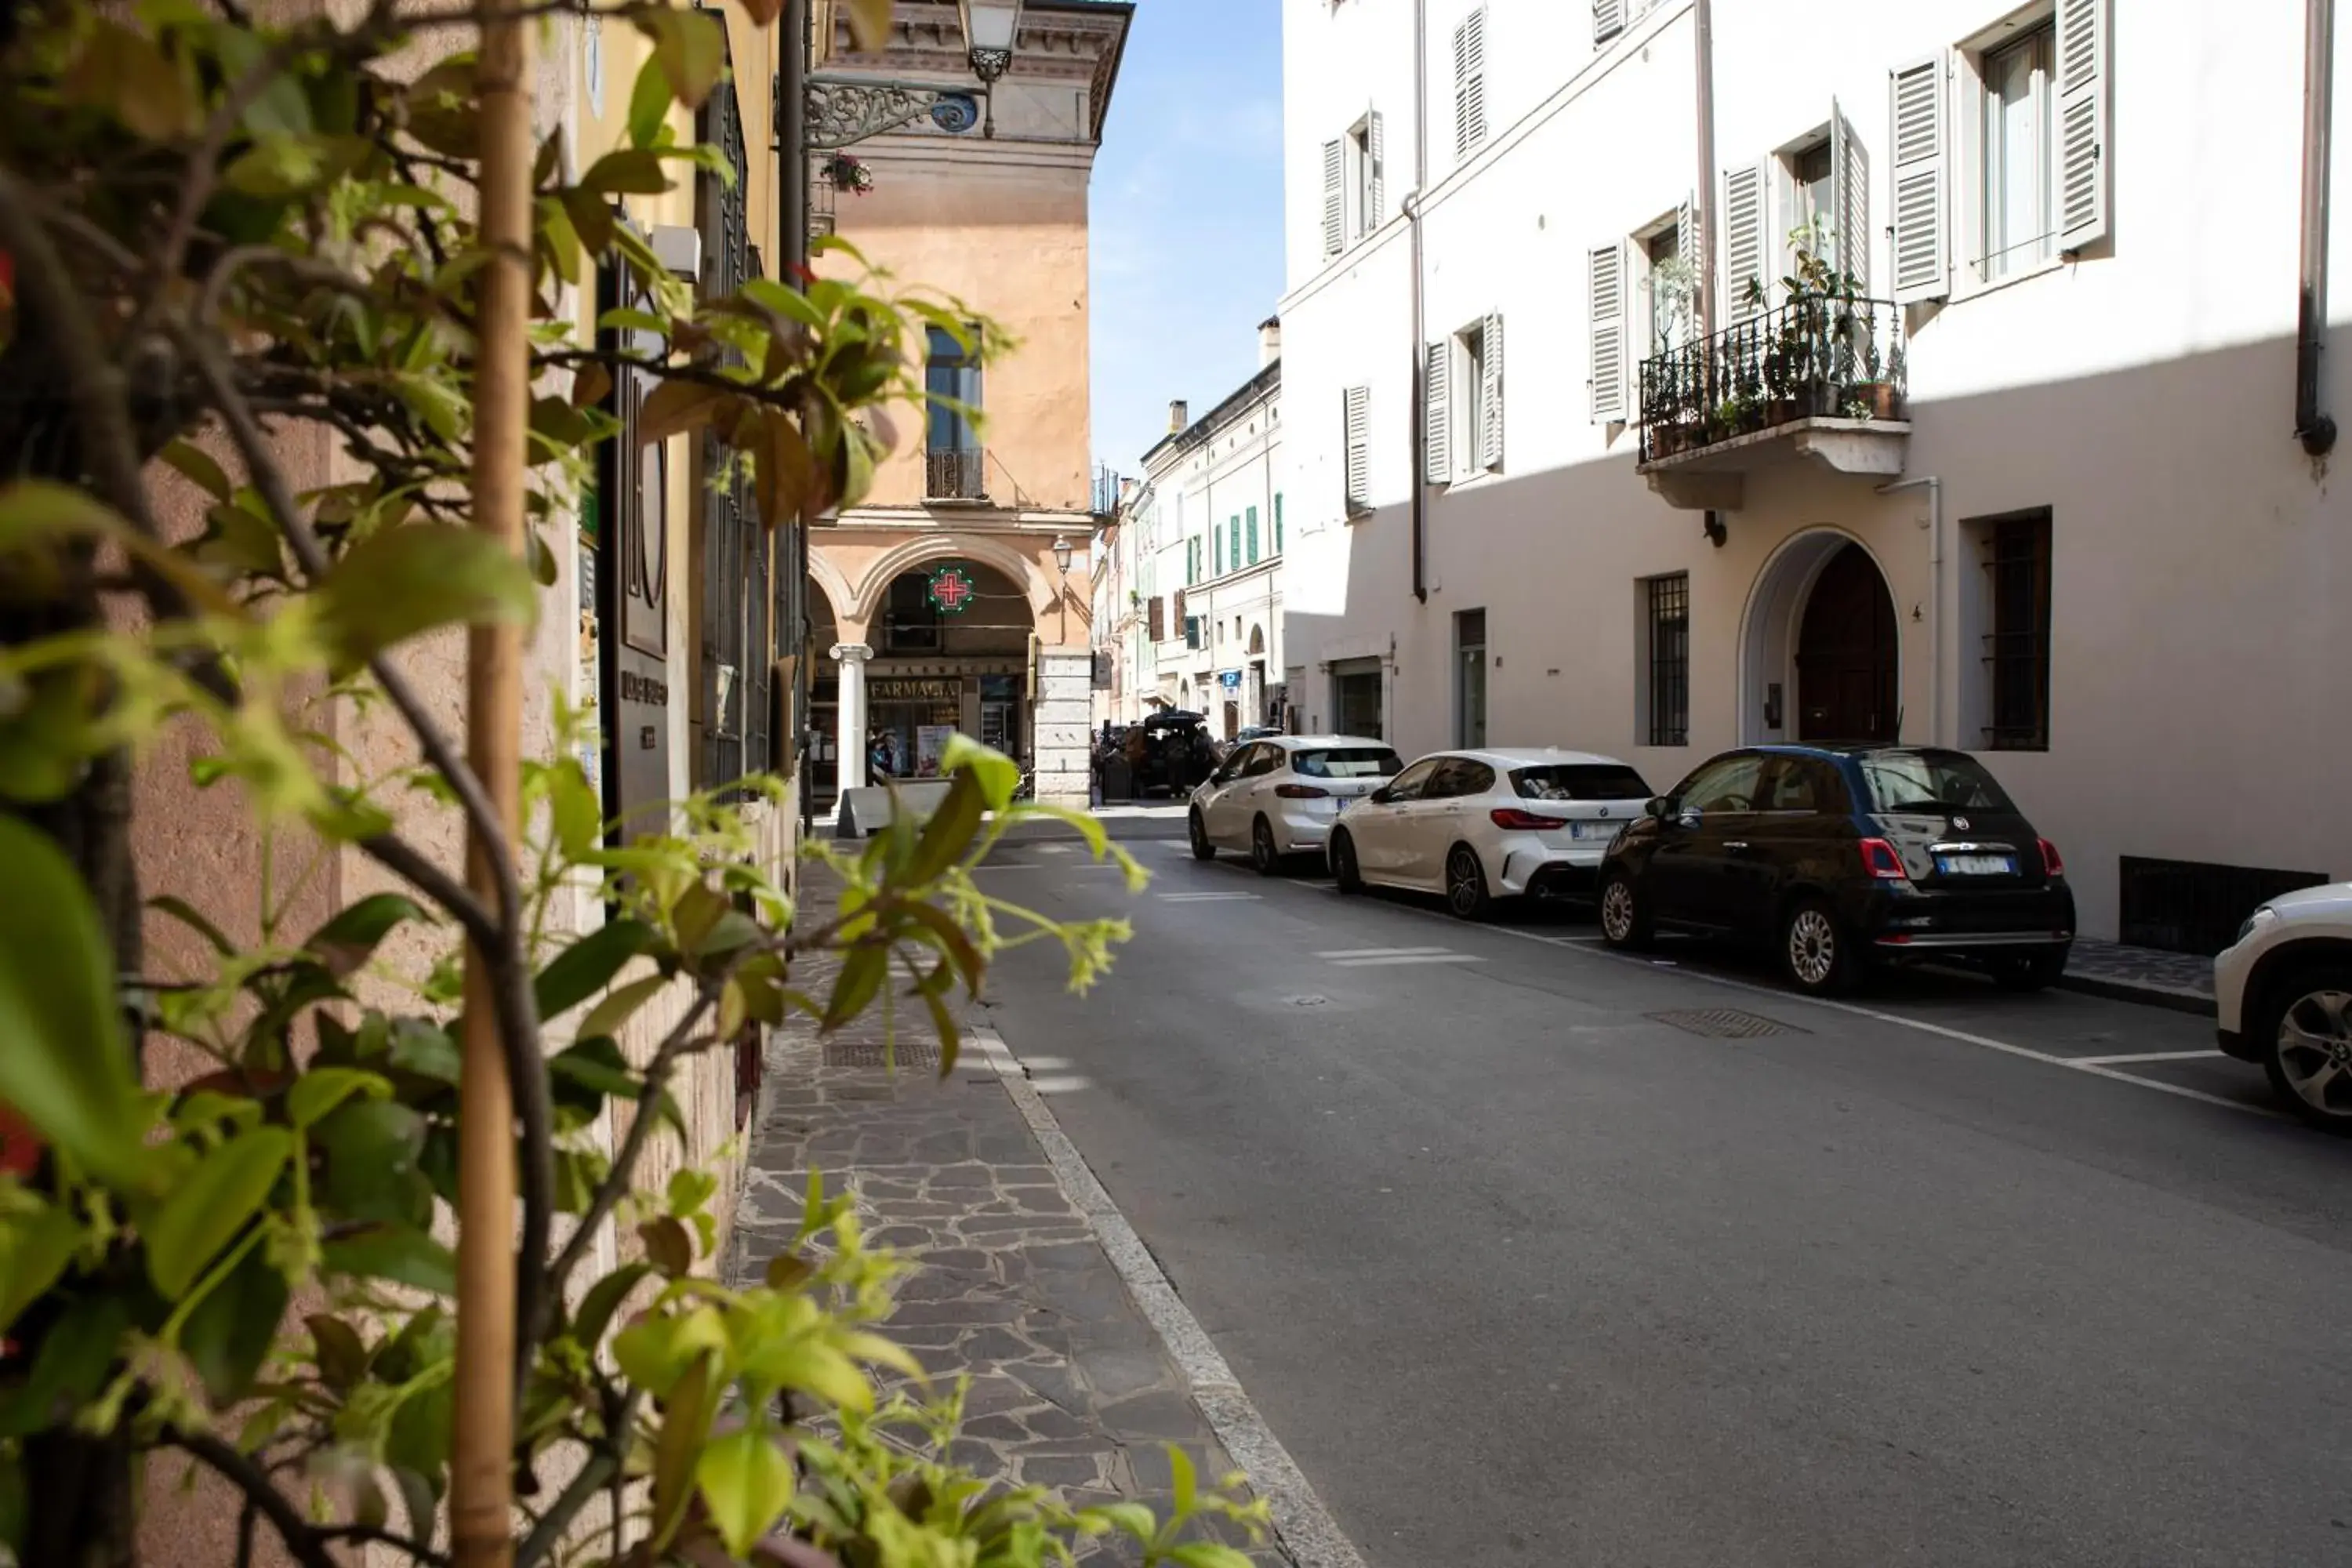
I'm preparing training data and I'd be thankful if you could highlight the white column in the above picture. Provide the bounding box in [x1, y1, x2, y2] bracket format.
[831, 642, 870, 793]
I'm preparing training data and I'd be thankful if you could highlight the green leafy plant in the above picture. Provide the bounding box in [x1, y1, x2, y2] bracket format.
[0, 1, 1264, 1565]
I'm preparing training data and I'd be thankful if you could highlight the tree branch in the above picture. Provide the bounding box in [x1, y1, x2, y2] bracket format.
[169, 1432, 341, 1568]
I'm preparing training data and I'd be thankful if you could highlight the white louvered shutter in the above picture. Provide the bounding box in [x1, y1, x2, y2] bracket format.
[2056, 0, 2110, 251]
[1589, 245, 1626, 423]
[1367, 111, 1386, 233]
[1831, 99, 1870, 293]
[1888, 56, 1947, 303]
[1453, 9, 1487, 160]
[1321, 139, 1344, 258]
[1342, 386, 1370, 512]
[1424, 340, 1451, 485]
[1722, 162, 1767, 318]
[1593, 0, 1624, 45]
[1675, 195, 1698, 281]
[1479, 313, 1504, 470]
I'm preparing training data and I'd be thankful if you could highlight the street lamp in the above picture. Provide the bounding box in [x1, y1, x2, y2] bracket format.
[1051, 533, 1073, 642]
[959, 0, 1022, 84]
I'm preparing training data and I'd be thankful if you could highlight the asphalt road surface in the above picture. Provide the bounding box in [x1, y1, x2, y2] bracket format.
[973, 831, 2352, 1568]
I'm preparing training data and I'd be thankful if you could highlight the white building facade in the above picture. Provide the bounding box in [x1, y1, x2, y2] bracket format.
[1277, 0, 2352, 948]
[1138, 324, 1291, 737]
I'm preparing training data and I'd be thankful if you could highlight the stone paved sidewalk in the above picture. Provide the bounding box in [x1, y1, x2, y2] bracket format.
[2060, 938, 2216, 1014]
[727, 873, 1279, 1563]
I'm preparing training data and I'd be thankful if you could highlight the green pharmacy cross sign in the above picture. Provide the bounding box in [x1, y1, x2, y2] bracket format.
[928, 564, 978, 615]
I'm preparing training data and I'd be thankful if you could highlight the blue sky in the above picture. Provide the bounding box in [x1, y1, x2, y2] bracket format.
[1090, 0, 1286, 477]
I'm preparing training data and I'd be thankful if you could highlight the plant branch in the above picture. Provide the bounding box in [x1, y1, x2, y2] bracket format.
[544, 981, 721, 1303]
[169, 1432, 341, 1568]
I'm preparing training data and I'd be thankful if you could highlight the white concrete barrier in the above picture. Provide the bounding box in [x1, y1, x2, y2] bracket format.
[835, 781, 955, 838]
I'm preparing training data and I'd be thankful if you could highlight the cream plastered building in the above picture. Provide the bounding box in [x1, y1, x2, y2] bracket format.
[803, 0, 1131, 808]
[1134, 320, 1290, 736]
[1276, 0, 2352, 949]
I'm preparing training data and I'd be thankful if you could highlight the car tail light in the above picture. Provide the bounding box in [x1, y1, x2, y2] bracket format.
[2038, 837, 2065, 877]
[1273, 783, 1329, 800]
[1859, 837, 1909, 880]
[1490, 808, 1561, 831]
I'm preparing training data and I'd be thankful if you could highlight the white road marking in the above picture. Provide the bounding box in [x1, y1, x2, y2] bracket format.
[1158, 891, 1263, 902]
[2070, 1049, 2226, 1065]
[1313, 946, 1455, 959]
[1299, 883, 2282, 1122]
[973, 1022, 1371, 1568]
[1326, 953, 1486, 968]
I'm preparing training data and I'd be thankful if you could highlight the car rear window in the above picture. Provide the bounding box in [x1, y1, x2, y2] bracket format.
[1855, 752, 2016, 814]
[1294, 748, 1404, 779]
[1512, 764, 1652, 801]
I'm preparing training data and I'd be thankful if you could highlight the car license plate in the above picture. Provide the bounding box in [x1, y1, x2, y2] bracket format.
[1936, 852, 2015, 876]
[1570, 822, 1617, 841]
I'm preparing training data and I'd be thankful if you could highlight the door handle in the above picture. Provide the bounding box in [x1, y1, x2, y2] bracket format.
[1724, 840, 1751, 852]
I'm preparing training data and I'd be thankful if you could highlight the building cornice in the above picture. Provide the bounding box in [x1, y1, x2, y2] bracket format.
[1142, 358, 1282, 471]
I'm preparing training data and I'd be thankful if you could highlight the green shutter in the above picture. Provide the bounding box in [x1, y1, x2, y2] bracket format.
[1214, 528, 1222, 574]
[1229, 517, 1240, 570]
[1274, 493, 1283, 552]
[1247, 506, 1260, 564]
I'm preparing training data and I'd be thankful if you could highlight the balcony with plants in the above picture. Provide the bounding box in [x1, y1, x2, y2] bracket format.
[1636, 222, 1911, 511]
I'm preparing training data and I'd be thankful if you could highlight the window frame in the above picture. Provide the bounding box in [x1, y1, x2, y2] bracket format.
[1382, 756, 1443, 804]
[1674, 753, 1765, 815]
[923, 323, 983, 453]
[1952, 3, 2067, 300]
[1454, 321, 1486, 482]
[1641, 572, 1690, 747]
[1979, 508, 2053, 750]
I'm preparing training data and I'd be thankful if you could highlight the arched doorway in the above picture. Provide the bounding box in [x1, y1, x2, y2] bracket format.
[1795, 543, 1898, 742]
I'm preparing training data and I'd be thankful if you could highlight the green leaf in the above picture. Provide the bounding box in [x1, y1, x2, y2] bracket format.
[64, 21, 198, 141]
[160, 438, 234, 502]
[322, 1224, 456, 1296]
[764, 1253, 814, 1292]
[939, 734, 1021, 811]
[575, 974, 667, 1045]
[627, 55, 673, 149]
[902, 770, 985, 884]
[821, 945, 889, 1032]
[572, 1261, 652, 1351]
[307, 1314, 371, 1392]
[0, 1295, 127, 1440]
[147, 894, 235, 957]
[305, 893, 429, 977]
[316, 1099, 430, 1225]
[636, 8, 726, 110]
[0, 1203, 83, 1338]
[1169, 1544, 1254, 1568]
[535, 917, 656, 1020]
[286, 1065, 391, 1129]
[550, 760, 603, 858]
[145, 1127, 292, 1298]
[696, 1428, 796, 1558]
[180, 1243, 288, 1403]
[314, 525, 535, 672]
[638, 1216, 694, 1277]
[548, 1036, 638, 1119]
[1168, 1444, 1197, 1514]
[387, 1018, 461, 1085]
[581, 147, 674, 196]
[0, 817, 147, 1187]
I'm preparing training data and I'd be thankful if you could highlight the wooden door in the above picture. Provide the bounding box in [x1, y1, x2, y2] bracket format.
[1796, 543, 1898, 742]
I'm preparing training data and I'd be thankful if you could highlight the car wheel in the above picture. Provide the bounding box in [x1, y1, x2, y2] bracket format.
[1780, 897, 1857, 997]
[1331, 831, 1363, 894]
[1189, 809, 1215, 861]
[1250, 816, 1282, 877]
[1991, 949, 2069, 992]
[1598, 869, 1652, 949]
[1445, 845, 1492, 920]
[2255, 965, 2352, 1134]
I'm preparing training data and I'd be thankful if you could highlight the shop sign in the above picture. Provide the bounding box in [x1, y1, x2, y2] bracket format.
[869, 677, 961, 703]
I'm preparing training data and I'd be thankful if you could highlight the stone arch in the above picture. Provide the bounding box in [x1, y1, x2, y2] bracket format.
[1247, 623, 1265, 657]
[805, 550, 856, 631]
[1737, 527, 1898, 746]
[848, 534, 1057, 629]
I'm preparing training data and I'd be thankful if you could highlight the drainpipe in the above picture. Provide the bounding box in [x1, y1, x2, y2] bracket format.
[1409, 0, 1429, 604]
[1692, 0, 1719, 341]
[1876, 475, 1942, 747]
[2296, 0, 2337, 456]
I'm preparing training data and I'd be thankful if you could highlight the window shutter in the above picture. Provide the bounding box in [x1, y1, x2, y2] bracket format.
[1367, 111, 1385, 232]
[1149, 596, 1164, 641]
[2056, 0, 2110, 251]
[1173, 586, 1186, 629]
[1424, 340, 1451, 484]
[1888, 55, 1947, 303]
[1593, 0, 1624, 45]
[1479, 312, 1504, 470]
[1229, 517, 1240, 570]
[1275, 492, 1284, 550]
[1675, 194, 1698, 279]
[1588, 244, 1626, 423]
[1722, 162, 1768, 318]
[1247, 506, 1259, 564]
[1321, 138, 1344, 257]
[1453, 9, 1487, 160]
[1343, 385, 1370, 510]
[1831, 99, 1870, 292]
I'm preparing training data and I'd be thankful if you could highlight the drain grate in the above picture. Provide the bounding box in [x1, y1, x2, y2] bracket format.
[1285, 994, 1330, 1007]
[1647, 1007, 1803, 1040]
[822, 1036, 942, 1070]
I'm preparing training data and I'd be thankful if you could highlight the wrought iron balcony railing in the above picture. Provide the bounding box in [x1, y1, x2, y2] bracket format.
[925, 446, 987, 500]
[1639, 293, 1907, 463]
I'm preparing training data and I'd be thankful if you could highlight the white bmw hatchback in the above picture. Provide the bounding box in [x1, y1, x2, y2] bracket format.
[1189, 735, 1404, 874]
[1329, 748, 1654, 919]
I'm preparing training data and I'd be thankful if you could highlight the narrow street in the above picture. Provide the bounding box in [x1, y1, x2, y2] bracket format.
[976, 829, 2352, 1568]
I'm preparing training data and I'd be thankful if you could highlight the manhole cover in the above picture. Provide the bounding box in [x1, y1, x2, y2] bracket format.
[1286, 995, 1330, 1007]
[822, 1036, 942, 1070]
[1647, 1008, 1802, 1039]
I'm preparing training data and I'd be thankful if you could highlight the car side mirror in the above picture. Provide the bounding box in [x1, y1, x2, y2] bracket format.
[1647, 796, 1675, 820]
[1368, 787, 1392, 805]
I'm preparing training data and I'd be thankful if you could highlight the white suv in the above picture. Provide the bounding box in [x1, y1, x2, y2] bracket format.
[1189, 735, 1403, 873]
[2213, 881, 2352, 1133]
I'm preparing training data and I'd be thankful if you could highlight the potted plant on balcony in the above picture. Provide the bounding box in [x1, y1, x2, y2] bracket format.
[822, 151, 876, 194]
[1847, 330, 1903, 421]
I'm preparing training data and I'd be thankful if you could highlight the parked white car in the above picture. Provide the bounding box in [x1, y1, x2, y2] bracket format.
[1329, 748, 1654, 919]
[1189, 735, 1403, 873]
[2213, 880, 2352, 1133]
